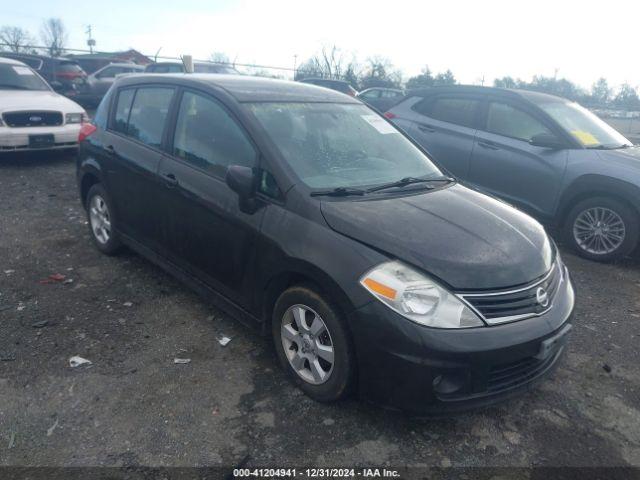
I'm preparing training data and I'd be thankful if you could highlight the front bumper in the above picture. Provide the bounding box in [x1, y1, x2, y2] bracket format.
[348, 266, 575, 414]
[0, 124, 81, 152]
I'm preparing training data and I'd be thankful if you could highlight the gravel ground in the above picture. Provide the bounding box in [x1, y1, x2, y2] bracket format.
[1, 152, 640, 473]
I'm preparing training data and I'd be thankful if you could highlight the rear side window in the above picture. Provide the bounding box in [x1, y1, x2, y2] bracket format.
[172, 91, 256, 177]
[57, 62, 83, 73]
[360, 90, 380, 99]
[19, 57, 43, 70]
[113, 89, 135, 134]
[486, 102, 552, 142]
[126, 87, 174, 148]
[414, 96, 480, 129]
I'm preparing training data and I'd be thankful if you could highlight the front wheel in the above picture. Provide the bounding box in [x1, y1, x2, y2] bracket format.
[272, 285, 355, 402]
[564, 197, 639, 262]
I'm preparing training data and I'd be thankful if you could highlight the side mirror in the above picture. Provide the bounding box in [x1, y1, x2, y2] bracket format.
[226, 165, 255, 199]
[530, 133, 565, 149]
[49, 80, 63, 90]
[226, 165, 259, 214]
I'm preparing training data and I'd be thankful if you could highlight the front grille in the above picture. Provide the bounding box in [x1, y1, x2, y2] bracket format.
[487, 350, 559, 393]
[460, 261, 562, 324]
[2, 111, 63, 127]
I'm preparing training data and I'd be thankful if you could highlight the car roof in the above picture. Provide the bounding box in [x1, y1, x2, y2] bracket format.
[300, 77, 350, 85]
[100, 62, 143, 68]
[117, 74, 360, 103]
[0, 56, 27, 66]
[0, 52, 73, 62]
[361, 87, 403, 92]
[406, 85, 568, 104]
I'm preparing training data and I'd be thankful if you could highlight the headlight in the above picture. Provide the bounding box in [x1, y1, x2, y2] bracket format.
[65, 113, 87, 124]
[360, 261, 484, 328]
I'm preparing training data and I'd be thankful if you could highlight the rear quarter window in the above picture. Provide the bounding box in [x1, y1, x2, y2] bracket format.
[413, 96, 481, 129]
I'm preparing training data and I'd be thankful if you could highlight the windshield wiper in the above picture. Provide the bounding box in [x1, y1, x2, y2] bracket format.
[587, 144, 632, 150]
[366, 176, 454, 193]
[310, 186, 367, 197]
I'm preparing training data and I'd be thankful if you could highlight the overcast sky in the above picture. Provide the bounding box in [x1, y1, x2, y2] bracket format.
[3, 0, 639, 88]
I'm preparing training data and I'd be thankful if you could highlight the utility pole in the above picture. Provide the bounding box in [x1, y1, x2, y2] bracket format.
[86, 25, 96, 54]
[293, 54, 298, 80]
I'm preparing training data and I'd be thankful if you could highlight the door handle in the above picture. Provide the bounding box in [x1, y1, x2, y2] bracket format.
[417, 123, 435, 133]
[477, 141, 499, 150]
[163, 173, 179, 188]
[105, 145, 116, 156]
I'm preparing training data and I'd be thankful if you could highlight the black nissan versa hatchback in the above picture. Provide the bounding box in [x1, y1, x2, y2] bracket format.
[76, 74, 575, 413]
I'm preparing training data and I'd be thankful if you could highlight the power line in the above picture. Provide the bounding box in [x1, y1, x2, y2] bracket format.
[0, 42, 319, 75]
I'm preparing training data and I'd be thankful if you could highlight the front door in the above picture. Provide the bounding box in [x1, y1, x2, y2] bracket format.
[468, 99, 568, 219]
[157, 89, 264, 306]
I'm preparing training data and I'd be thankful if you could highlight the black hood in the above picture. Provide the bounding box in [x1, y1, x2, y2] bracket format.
[320, 184, 554, 290]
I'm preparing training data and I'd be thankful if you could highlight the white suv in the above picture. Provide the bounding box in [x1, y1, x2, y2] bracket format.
[0, 57, 87, 153]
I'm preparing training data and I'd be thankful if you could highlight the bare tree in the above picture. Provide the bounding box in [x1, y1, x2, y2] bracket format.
[0, 26, 34, 53]
[296, 45, 346, 79]
[40, 18, 67, 57]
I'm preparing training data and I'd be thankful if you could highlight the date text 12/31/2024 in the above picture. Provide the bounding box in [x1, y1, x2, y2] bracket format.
[233, 468, 401, 478]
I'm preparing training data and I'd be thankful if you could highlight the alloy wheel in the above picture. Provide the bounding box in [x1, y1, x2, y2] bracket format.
[573, 206, 626, 255]
[89, 194, 111, 245]
[280, 304, 335, 385]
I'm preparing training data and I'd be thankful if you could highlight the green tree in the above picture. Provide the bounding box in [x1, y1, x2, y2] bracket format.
[433, 69, 456, 86]
[614, 83, 640, 110]
[406, 66, 435, 89]
[590, 77, 611, 106]
[210, 52, 231, 65]
[359, 56, 401, 89]
[493, 76, 519, 89]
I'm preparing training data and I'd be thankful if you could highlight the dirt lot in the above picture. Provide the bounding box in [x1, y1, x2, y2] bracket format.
[1, 152, 640, 474]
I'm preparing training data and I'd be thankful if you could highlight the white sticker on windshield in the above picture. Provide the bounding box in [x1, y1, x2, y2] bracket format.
[12, 66, 34, 76]
[361, 114, 398, 134]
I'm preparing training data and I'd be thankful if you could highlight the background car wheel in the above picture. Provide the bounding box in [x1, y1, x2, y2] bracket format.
[86, 184, 122, 255]
[272, 284, 355, 402]
[564, 196, 639, 262]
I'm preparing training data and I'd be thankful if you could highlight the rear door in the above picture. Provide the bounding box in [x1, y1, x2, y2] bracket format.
[400, 93, 484, 179]
[92, 66, 123, 96]
[468, 98, 568, 218]
[103, 85, 175, 250]
[156, 88, 265, 306]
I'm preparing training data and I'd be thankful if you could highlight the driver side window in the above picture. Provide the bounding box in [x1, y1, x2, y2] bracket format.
[173, 91, 257, 178]
[486, 102, 552, 142]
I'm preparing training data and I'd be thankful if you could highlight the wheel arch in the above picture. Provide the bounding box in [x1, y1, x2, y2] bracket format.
[260, 260, 356, 337]
[78, 160, 104, 208]
[556, 174, 640, 227]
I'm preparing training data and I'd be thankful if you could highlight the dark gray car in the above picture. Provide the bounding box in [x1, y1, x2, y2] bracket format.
[77, 63, 145, 106]
[387, 86, 639, 262]
[357, 87, 404, 112]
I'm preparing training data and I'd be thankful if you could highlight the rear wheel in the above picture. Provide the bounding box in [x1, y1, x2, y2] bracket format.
[272, 285, 355, 402]
[86, 184, 122, 255]
[564, 196, 639, 262]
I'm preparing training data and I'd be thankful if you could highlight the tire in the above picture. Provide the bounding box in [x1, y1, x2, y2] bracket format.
[272, 284, 355, 402]
[564, 196, 639, 262]
[85, 184, 122, 255]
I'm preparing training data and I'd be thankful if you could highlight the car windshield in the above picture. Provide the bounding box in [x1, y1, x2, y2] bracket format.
[248, 102, 442, 190]
[539, 101, 632, 149]
[0, 64, 49, 91]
